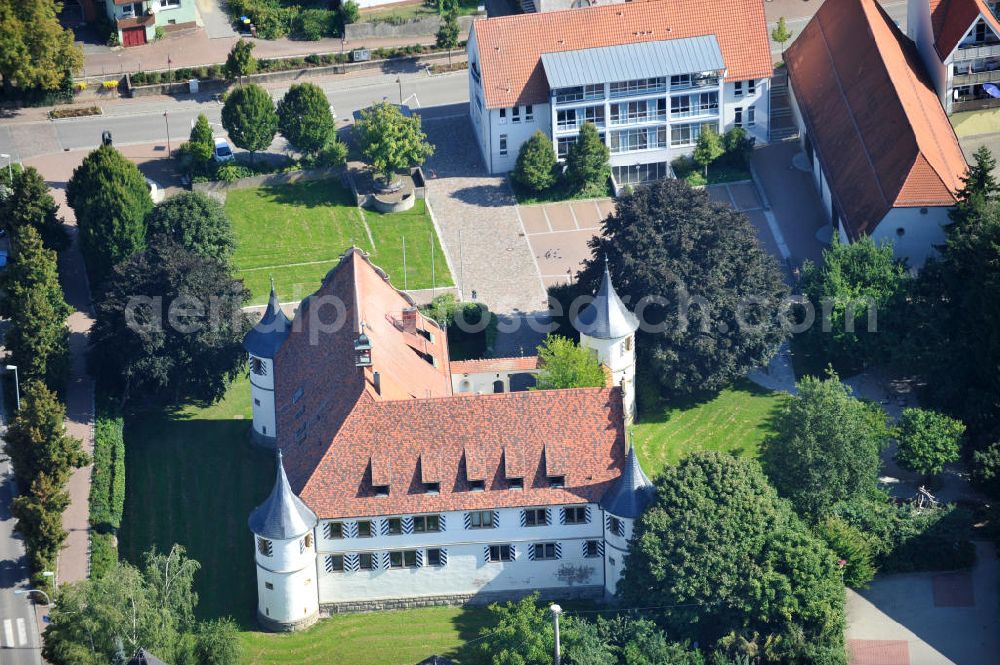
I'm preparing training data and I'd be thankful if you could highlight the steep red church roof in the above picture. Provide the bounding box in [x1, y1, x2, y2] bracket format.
[275, 249, 627, 519]
[785, 0, 967, 239]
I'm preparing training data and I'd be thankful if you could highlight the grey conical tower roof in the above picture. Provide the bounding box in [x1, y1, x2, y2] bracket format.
[600, 436, 655, 519]
[248, 449, 318, 540]
[244, 285, 292, 358]
[573, 258, 639, 340]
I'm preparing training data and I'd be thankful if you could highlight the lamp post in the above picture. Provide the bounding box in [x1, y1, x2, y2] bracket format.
[550, 604, 563, 665]
[163, 111, 171, 155]
[5, 365, 19, 410]
[395, 76, 403, 105]
[15, 589, 51, 606]
[0, 153, 12, 182]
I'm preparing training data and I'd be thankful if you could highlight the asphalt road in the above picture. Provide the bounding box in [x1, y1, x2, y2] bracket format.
[0, 71, 471, 162]
[0, 429, 43, 665]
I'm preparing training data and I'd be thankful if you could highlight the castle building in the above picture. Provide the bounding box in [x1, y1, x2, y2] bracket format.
[246, 249, 654, 630]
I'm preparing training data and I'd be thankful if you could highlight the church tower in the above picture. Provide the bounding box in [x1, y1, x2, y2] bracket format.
[573, 259, 640, 423]
[244, 285, 292, 448]
[600, 435, 655, 596]
[248, 450, 320, 632]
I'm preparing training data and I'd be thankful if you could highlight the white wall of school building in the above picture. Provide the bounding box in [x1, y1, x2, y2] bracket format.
[315, 505, 606, 604]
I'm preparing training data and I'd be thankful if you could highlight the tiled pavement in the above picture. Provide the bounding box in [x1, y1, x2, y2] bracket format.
[422, 118, 547, 315]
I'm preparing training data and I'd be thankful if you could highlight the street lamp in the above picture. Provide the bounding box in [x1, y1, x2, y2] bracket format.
[15, 589, 51, 606]
[395, 76, 402, 105]
[0, 153, 12, 182]
[5, 365, 19, 410]
[550, 604, 563, 665]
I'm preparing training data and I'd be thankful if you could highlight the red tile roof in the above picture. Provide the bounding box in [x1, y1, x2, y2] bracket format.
[450, 356, 539, 374]
[276, 249, 627, 520]
[785, 0, 967, 240]
[930, 0, 1000, 60]
[471, 0, 773, 109]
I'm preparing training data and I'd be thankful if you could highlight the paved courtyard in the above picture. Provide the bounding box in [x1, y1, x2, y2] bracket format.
[518, 180, 784, 289]
[847, 542, 1000, 665]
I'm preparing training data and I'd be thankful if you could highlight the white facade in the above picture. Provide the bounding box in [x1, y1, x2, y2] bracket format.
[580, 331, 636, 424]
[316, 505, 612, 606]
[248, 353, 277, 446]
[253, 530, 320, 630]
[451, 368, 538, 394]
[468, 35, 769, 181]
[909, 0, 1000, 113]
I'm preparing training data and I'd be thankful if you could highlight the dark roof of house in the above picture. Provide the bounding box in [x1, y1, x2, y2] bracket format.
[600, 441, 654, 519]
[471, 0, 773, 109]
[930, 0, 1000, 59]
[573, 260, 639, 340]
[127, 650, 169, 665]
[273, 249, 627, 520]
[248, 449, 318, 539]
[785, 0, 967, 240]
[244, 286, 292, 359]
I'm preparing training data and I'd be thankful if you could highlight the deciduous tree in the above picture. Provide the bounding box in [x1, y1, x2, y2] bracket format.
[576, 178, 788, 396]
[894, 408, 965, 477]
[512, 130, 557, 192]
[764, 372, 889, 519]
[355, 101, 435, 184]
[620, 452, 846, 664]
[221, 83, 278, 161]
[436, 9, 460, 65]
[771, 17, 793, 50]
[693, 126, 724, 177]
[145, 191, 235, 263]
[224, 38, 257, 81]
[0, 0, 82, 95]
[66, 144, 151, 285]
[533, 335, 606, 390]
[276, 83, 335, 157]
[90, 240, 251, 406]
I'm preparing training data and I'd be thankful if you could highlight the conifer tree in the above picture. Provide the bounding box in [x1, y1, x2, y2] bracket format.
[512, 130, 557, 192]
[564, 122, 609, 191]
[1, 166, 68, 250]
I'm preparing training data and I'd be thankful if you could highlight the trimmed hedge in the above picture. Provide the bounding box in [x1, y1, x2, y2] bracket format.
[89, 411, 125, 577]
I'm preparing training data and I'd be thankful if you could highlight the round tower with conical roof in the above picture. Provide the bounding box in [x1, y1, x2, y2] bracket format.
[244, 284, 292, 448]
[600, 435, 655, 596]
[249, 449, 320, 631]
[573, 259, 640, 423]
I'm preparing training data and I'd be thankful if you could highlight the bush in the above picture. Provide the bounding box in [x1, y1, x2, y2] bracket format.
[305, 53, 321, 65]
[420, 294, 497, 358]
[130, 71, 146, 85]
[215, 163, 256, 182]
[207, 64, 224, 79]
[89, 415, 125, 532]
[816, 515, 875, 588]
[894, 408, 965, 477]
[175, 67, 194, 81]
[101, 80, 118, 90]
[146, 71, 161, 84]
[292, 8, 336, 40]
[89, 531, 118, 579]
[972, 441, 1000, 498]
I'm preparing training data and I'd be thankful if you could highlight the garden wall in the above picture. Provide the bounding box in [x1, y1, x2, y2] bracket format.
[126, 50, 461, 97]
[345, 14, 476, 40]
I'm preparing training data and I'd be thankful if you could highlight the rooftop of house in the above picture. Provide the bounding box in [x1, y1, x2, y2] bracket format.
[248, 449, 318, 540]
[785, 0, 967, 240]
[450, 356, 539, 375]
[267, 249, 633, 520]
[574, 259, 639, 340]
[244, 285, 292, 359]
[470, 0, 773, 109]
[930, 0, 1000, 59]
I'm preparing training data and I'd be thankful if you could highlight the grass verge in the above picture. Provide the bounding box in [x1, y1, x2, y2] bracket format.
[510, 177, 614, 206]
[632, 379, 786, 477]
[360, 0, 481, 23]
[225, 179, 450, 305]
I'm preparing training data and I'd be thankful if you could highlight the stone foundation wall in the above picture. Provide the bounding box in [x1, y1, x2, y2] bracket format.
[257, 609, 319, 632]
[320, 585, 604, 614]
[345, 14, 476, 40]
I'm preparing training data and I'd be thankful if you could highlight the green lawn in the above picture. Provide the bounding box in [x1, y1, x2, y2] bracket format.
[226, 179, 451, 305]
[632, 380, 786, 478]
[118, 375, 274, 625]
[240, 605, 492, 665]
[672, 155, 752, 187]
[360, 0, 481, 23]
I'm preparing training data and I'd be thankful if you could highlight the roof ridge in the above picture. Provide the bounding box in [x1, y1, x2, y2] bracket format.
[371, 385, 619, 406]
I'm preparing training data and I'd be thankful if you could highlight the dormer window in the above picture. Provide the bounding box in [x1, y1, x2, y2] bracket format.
[257, 537, 273, 557]
[469, 480, 485, 492]
[373, 484, 389, 497]
[250, 357, 267, 376]
[548, 475, 565, 488]
[424, 482, 440, 495]
[354, 332, 372, 367]
[508, 477, 523, 490]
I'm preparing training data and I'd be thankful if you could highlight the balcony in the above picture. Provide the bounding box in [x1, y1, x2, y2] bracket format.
[954, 43, 1000, 61]
[670, 106, 719, 120]
[952, 70, 1000, 86]
[608, 112, 667, 127]
[953, 95, 1000, 112]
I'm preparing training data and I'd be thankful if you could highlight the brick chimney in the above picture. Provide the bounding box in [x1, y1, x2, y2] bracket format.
[401, 307, 418, 335]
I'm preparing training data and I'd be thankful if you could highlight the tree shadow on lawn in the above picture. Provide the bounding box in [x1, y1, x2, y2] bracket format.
[119, 413, 274, 627]
[250, 178, 357, 211]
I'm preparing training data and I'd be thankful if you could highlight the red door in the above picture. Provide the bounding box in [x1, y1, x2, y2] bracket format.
[122, 27, 147, 47]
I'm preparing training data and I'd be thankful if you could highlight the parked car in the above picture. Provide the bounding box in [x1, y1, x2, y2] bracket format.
[213, 138, 235, 163]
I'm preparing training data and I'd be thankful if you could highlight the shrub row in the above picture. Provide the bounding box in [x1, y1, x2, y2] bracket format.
[89, 411, 125, 578]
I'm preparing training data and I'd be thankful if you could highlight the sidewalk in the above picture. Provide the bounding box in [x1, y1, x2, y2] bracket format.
[80, 26, 466, 78]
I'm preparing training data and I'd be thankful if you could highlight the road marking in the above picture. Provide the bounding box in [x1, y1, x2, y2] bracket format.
[4, 618, 13, 646]
[16, 618, 26, 646]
